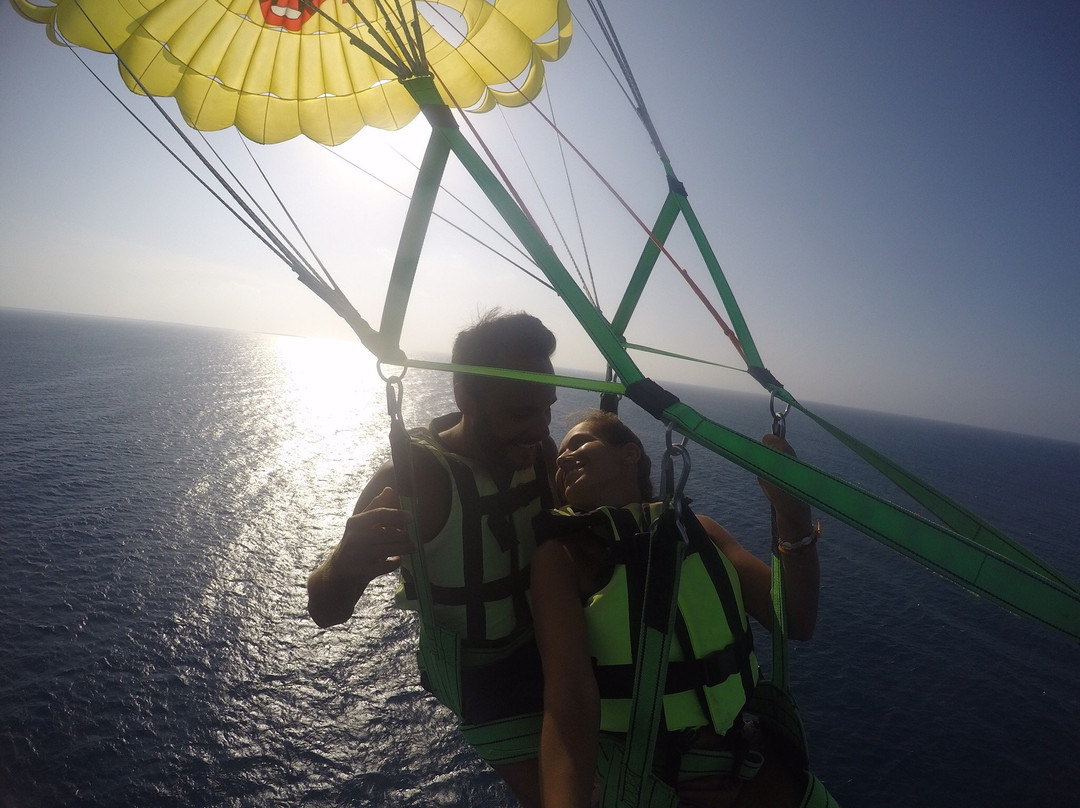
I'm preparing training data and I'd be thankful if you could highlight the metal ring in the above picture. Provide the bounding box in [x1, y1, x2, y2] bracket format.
[376, 360, 408, 384]
[769, 391, 790, 420]
[769, 391, 789, 439]
[660, 426, 692, 504]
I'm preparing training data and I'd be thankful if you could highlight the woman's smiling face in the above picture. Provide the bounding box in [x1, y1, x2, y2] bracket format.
[556, 422, 640, 510]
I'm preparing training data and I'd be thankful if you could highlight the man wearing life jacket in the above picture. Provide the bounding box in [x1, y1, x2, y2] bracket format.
[307, 310, 558, 808]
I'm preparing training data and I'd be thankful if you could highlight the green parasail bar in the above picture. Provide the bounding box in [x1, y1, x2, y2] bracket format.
[610, 162, 767, 372]
[403, 82, 647, 389]
[393, 78, 1080, 644]
[377, 77, 455, 363]
[773, 388, 1080, 595]
[610, 192, 681, 337]
[661, 399, 1080, 642]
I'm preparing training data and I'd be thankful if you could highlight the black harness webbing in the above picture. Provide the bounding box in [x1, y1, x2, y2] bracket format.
[386, 381, 550, 726]
[601, 505, 685, 808]
[386, 379, 466, 716]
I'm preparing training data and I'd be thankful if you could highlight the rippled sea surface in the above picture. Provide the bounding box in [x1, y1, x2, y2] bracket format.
[2, 309, 1078, 807]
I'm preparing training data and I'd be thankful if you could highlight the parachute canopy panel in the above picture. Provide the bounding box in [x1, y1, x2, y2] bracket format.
[12, 0, 573, 144]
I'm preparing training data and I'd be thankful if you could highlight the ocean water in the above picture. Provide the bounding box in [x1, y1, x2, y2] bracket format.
[2, 308, 1078, 807]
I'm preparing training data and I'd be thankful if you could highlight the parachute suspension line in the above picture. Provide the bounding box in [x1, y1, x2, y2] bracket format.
[189, 128, 337, 290]
[61, 45, 294, 271]
[367, 0, 426, 74]
[585, 0, 671, 165]
[428, 71, 547, 238]
[382, 145, 549, 278]
[623, 343, 749, 375]
[354, 145, 555, 290]
[64, 0, 382, 353]
[299, 0, 410, 76]
[234, 135, 341, 291]
[60, 21, 320, 285]
[669, 254, 746, 363]
[494, 104, 599, 310]
[544, 89, 602, 311]
[569, 8, 638, 111]
[405, 0, 429, 68]
[52, 10, 297, 268]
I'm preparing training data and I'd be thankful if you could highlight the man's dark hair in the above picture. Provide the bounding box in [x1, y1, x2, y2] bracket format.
[451, 310, 556, 394]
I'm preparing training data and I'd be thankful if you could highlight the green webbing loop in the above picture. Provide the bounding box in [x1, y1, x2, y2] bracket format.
[755, 402, 811, 771]
[378, 119, 452, 360]
[768, 399, 793, 692]
[385, 374, 465, 717]
[769, 531, 792, 693]
[401, 358, 626, 395]
[385, 377, 426, 608]
[605, 434, 691, 808]
[603, 509, 684, 808]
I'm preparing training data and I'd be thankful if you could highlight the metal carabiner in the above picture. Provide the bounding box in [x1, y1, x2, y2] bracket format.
[659, 423, 692, 543]
[384, 374, 405, 428]
[769, 391, 790, 440]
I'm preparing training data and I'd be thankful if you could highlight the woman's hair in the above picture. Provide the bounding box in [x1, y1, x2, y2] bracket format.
[570, 409, 654, 500]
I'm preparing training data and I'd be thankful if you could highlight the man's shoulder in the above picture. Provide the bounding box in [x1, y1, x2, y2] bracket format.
[409, 412, 462, 454]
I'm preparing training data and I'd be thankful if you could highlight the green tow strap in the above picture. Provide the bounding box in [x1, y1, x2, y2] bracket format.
[603, 506, 684, 808]
[748, 523, 812, 771]
[385, 377, 465, 718]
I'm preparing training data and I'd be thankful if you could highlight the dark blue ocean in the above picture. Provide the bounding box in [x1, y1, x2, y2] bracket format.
[2, 308, 1078, 807]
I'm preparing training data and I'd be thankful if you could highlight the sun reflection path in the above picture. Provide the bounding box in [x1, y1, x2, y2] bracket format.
[271, 335, 388, 481]
[174, 332, 487, 800]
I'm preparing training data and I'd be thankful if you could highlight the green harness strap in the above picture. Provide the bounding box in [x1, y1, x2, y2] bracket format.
[745, 538, 812, 770]
[601, 435, 696, 808]
[744, 410, 837, 806]
[601, 504, 684, 808]
[385, 376, 466, 717]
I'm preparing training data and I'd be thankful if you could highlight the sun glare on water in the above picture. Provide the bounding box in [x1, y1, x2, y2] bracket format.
[188, 333, 393, 655]
[269, 334, 388, 479]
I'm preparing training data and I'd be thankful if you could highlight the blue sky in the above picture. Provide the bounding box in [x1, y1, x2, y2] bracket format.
[1, 1, 1078, 442]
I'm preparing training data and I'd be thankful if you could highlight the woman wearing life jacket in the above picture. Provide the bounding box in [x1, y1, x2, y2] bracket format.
[531, 410, 821, 808]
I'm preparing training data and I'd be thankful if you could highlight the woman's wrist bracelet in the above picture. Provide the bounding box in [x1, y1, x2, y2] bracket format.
[778, 522, 820, 554]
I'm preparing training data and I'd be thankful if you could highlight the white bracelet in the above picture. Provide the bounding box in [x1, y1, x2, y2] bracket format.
[778, 524, 820, 553]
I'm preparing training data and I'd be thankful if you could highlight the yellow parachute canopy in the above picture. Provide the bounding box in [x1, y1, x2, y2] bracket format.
[11, 0, 572, 145]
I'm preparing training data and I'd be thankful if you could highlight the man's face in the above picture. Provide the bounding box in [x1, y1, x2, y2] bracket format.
[465, 360, 556, 473]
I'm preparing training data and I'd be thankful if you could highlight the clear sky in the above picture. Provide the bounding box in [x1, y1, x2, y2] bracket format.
[2, 1, 1078, 443]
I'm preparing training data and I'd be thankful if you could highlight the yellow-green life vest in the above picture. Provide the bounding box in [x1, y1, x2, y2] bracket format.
[395, 415, 551, 646]
[550, 502, 759, 735]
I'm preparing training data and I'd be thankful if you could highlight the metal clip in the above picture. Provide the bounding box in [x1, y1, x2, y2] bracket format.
[770, 391, 790, 439]
[659, 423, 692, 544]
[384, 374, 404, 421]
